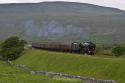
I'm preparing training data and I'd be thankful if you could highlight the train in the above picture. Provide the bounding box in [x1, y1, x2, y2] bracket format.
[32, 42, 96, 55]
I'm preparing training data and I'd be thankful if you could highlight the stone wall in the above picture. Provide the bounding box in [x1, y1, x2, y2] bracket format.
[31, 71, 116, 83]
[8, 61, 116, 83]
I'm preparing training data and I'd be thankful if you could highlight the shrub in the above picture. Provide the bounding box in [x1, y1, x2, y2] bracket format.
[112, 45, 125, 57]
[0, 36, 27, 61]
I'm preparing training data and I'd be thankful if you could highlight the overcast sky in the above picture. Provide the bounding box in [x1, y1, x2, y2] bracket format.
[0, 0, 125, 10]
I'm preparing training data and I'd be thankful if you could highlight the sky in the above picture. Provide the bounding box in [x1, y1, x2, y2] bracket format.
[0, 0, 125, 10]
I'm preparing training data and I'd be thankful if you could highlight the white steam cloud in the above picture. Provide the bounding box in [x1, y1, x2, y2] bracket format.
[25, 20, 88, 40]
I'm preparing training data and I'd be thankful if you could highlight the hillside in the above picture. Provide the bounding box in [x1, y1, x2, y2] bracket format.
[0, 60, 81, 83]
[14, 49, 125, 83]
[0, 2, 125, 44]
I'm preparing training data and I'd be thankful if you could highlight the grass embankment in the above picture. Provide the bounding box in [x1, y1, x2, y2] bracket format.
[15, 49, 125, 83]
[0, 61, 81, 83]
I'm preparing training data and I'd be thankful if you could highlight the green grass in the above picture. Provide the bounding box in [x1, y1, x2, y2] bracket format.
[14, 49, 125, 83]
[0, 61, 81, 83]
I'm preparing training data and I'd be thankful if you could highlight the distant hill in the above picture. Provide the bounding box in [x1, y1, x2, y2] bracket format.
[0, 1, 125, 44]
[0, 2, 124, 14]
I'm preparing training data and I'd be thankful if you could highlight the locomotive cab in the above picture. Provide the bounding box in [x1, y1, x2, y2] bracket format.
[71, 42, 80, 53]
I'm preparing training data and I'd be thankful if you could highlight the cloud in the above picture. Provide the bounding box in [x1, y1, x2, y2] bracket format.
[79, 0, 125, 10]
[0, 0, 19, 3]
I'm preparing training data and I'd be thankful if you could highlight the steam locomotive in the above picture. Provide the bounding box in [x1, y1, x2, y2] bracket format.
[32, 42, 96, 55]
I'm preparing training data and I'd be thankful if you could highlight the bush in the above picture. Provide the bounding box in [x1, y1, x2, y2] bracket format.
[0, 36, 27, 61]
[112, 45, 125, 57]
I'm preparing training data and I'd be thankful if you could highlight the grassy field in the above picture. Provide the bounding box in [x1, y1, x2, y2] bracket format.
[0, 61, 81, 83]
[14, 49, 125, 83]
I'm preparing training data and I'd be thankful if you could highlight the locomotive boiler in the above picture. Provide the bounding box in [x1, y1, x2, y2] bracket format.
[32, 42, 96, 55]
